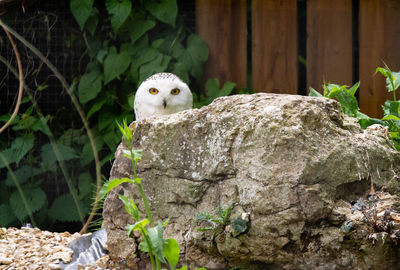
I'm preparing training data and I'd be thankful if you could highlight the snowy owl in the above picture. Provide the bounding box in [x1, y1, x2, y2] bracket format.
[134, 73, 193, 120]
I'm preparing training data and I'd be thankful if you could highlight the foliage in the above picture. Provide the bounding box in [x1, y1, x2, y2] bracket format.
[196, 205, 233, 232]
[100, 121, 204, 270]
[194, 79, 236, 108]
[196, 205, 249, 243]
[0, 0, 212, 230]
[0, 103, 92, 227]
[309, 69, 400, 150]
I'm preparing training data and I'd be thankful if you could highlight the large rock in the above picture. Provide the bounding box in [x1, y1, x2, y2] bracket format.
[103, 93, 400, 269]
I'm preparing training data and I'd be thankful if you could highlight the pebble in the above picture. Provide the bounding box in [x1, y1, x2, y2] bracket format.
[0, 227, 125, 270]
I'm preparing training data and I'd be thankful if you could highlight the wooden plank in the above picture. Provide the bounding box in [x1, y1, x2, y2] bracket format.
[359, 0, 400, 118]
[306, 0, 353, 93]
[252, 0, 297, 94]
[195, 0, 247, 90]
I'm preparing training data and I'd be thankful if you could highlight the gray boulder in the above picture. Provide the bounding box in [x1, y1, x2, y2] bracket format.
[103, 93, 400, 269]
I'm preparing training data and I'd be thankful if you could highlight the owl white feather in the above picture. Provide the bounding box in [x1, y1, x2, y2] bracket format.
[134, 73, 193, 120]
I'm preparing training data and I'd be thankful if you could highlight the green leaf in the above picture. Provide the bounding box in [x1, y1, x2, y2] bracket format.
[0, 204, 17, 226]
[10, 187, 46, 221]
[87, 98, 107, 119]
[184, 34, 209, 80]
[85, 8, 99, 36]
[118, 194, 140, 220]
[49, 194, 88, 222]
[144, 0, 177, 27]
[177, 267, 188, 270]
[382, 100, 400, 118]
[130, 47, 160, 81]
[0, 113, 19, 124]
[132, 218, 149, 232]
[96, 49, 108, 64]
[349, 81, 360, 96]
[81, 128, 104, 165]
[129, 19, 156, 44]
[148, 222, 166, 263]
[11, 134, 34, 165]
[13, 116, 51, 136]
[117, 120, 133, 146]
[204, 79, 235, 104]
[170, 41, 185, 60]
[100, 178, 133, 200]
[139, 239, 150, 252]
[5, 165, 41, 187]
[220, 81, 236, 96]
[308, 87, 323, 97]
[98, 111, 116, 131]
[376, 66, 400, 93]
[78, 173, 92, 199]
[70, 0, 94, 30]
[387, 71, 400, 92]
[172, 62, 189, 84]
[78, 68, 103, 104]
[103, 128, 119, 150]
[231, 218, 248, 233]
[336, 90, 359, 117]
[0, 148, 17, 169]
[138, 54, 171, 84]
[41, 143, 79, 162]
[196, 212, 220, 224]
[105, 0, 132, 33]
[163, 238, 180, 269]
[382, 115, 400, 121]
[104, 46, 131, 84]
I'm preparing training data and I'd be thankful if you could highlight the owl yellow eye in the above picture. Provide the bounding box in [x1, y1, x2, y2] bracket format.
[149, 88, 159, 95]
[170, 88, 180, 95]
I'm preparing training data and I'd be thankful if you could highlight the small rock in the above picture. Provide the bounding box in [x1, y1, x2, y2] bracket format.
[48, 262, 61, 269]
[0, 256, 13, 264]
[52, 250, 73, 263]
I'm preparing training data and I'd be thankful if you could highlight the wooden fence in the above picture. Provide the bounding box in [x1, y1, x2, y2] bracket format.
[195, 0, 400, 118]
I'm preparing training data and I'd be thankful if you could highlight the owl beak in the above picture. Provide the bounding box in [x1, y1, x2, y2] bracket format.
[163, 99, 167, 108]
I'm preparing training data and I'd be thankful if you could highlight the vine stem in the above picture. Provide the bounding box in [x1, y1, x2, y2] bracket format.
[130, 148, 153, 225]
[0, 55, 87, 226]
[0, 19, 101, 234]
[140, 228, 157, 270]
[0, 153, 37, 227]
[0, 21, 23, 135]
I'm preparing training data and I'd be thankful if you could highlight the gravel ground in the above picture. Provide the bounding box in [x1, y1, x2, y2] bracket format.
[0, 227, 122, 270]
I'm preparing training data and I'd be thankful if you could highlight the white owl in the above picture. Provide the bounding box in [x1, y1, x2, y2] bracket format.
[134, 73, 193, 120]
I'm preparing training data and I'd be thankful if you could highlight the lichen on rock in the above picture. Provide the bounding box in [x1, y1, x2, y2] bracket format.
[103, 93, 400, 269]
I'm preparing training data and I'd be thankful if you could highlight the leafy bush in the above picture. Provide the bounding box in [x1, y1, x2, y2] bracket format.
[309, 66, 400, 150]
[0, 0, 211, 229]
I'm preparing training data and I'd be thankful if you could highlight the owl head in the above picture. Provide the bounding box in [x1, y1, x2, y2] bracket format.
[134, 73, 193, 120]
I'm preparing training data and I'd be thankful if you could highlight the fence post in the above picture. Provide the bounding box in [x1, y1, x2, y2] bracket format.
[306, 0, 353, 93]
[195, 0, 247, 91]
[252, 0, 298, 94]
[359, 0, 400, 117]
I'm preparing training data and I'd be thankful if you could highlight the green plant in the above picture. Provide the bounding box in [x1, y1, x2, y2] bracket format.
[195, 205, 249, 243]
[309, 74, 400, 150]
[0, 0, 212, 231]
[196, 205, 233, 234]
[194, 79, 236, 108]
[69, 0, 210, 227]
[101, 120, 205, 270]
[0, 98, 92, 228]
[375, 65, 400, 150]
